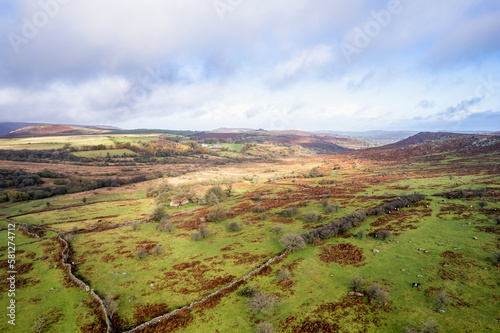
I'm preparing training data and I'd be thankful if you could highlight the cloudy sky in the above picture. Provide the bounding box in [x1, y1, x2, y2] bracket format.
[0, 0, 499, 132]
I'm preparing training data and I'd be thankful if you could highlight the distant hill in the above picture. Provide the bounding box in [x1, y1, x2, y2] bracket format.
[0, 124, 118, 138]
[0, 122, 45, 135]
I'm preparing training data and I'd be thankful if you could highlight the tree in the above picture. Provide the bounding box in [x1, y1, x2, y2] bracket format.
[247, 292, 276, 313]
[207, 205, 227, 222]
[206, 192, 220, 206]
[478, 200, 488, 208]
[149, 204, 167, 223]
[227, 221, 241, 232]
[435, 290, 449, 310]
[303, 211, 320, 222]
[255, 322, 274, 333]
[103, 295, 118, 319]
[205, 186, 225, 205]
[367, 283, 389, 304]
[82, 197, 87, 203]
[279, 233, 306, 252]
[378, 229, 391, 240]
[135, 247, 148, 259]
[350, 275, 364, 291]
[277, 268, 291, 281]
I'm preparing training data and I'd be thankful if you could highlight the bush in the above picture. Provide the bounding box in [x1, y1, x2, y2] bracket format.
[247, 292, 276, 313]
[255, 322, 274, 333]
[190, 231, 203, 241]
[325, 204, 339, 213]
[350, 275, 364, 291]
[357, 229, 365, 239]
[478, 200, 488, 208]
[279, 233, 306, 252]
[158, 217, 174, 232]
[421, 320, 439, 333]
[280, 207, 298, 217]
[198, 224, 211, 238]
[149, 204, 167, 222]
[492, 250, 500, 264]
[152, 244, 163, 255]
[260, 213, 268, 221]
[493, 215, 500, 226]
[237, 285, 257, 297]
[251, 205, 266, 213]
[31, 316, 47, 333]
[252, 194, 262, 201]
[303, 211, 320, 222]
[277, 268, 291, 281]
[367, 283, 389, 304]
[300, 201, 308, 207]
[135, 247, 148, 259]
[227, 221, 241, 232]
[272, 225, 284, 234]
[206, 192, 220, 205]
[378, 229, 391, 240]
[132, 224, 140, 231]
[207, 205, 227, 222]
[103, 295, 118, 319]
[72, 226, 79, 233]
[435, 290, 449, 309]
[321, 200, 329, 207]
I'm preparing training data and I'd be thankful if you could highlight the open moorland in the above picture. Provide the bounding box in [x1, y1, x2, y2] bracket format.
[1, 128, 499, 333]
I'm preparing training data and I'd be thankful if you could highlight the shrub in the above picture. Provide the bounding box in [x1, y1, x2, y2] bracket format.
[309, 167, 323, 177]
[478, 200, 488, 208]
[272, 225, 284, 234]
[198, 224, 211, 238]
[135, 247, 148, 259]
[261, 213, 268, 221]
[350, 275, 364, 291]
[493, 215, 500, 226]
[207, 205, 227, 222]
[357, 229, 365, 239]
[152, 244, 163, 255]
[435, 290, 449, 309]
[237, 285, 257, 297]
[325, 204, 339, 213]
[251, 205, 266, 213]
[149, 204, 167, 223]
[252, 194, 262, 201]
[190, 231, 203, 241]
[277, 268, 291, 281]
[103, 295, 118, 319]
[206, 192, 220, 205]
[321, 199, 329, 207]
[255, 322, 274, 333]
[227, 221, 241, 232]
[279, 233, 306, 252]
[132, 224, 140, 231]
[280, 207, 298, 217]
[492, 250, 500, 264]
[31, 316, 47, 333]
[378, 229, 391, 240]
[421, 320, 439, 333]
[204, 186, 225, 204]
[300, 201, 308, 207]
[72, 226, 79, 233]
[158, 217, 174, 232]
[303, 211, 320, 222]
[247, 292, 276, 313]
[367, 283, 389, 304]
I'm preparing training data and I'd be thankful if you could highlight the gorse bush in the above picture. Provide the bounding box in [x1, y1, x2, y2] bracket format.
[350, 275, 364, 291]
[303, 211, 321, 222]
[277, 268, 291, 281]
[207, 205, 227, 222]
[367, 283, 389, 304]
[280, 207, 298, 217]
[279, 233, 306, 252]
[255, 322, 274, 333]
[251, 205, 266, 213]
[247, 292, 276, 313]
[135, 247, 148, 259]
[227, 221, 241, 232]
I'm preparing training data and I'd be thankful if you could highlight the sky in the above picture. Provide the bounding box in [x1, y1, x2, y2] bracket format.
[0, 0, 499, 132]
